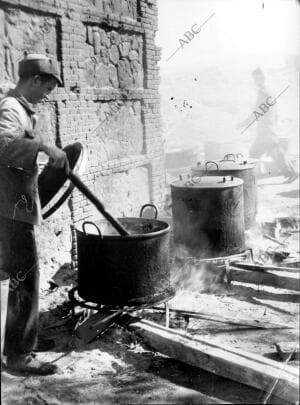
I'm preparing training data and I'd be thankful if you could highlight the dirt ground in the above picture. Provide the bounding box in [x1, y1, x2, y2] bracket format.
[1, 175, 299, 405]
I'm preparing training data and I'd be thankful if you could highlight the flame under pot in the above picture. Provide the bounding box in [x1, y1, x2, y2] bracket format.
[171, 176, 245, 258]
[75, 216, 172, 305]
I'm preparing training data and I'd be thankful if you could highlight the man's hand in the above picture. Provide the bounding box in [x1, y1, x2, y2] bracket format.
[39, 143, 69, 173]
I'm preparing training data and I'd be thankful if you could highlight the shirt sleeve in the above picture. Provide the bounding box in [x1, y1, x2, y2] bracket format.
[0, 103, 40, 170]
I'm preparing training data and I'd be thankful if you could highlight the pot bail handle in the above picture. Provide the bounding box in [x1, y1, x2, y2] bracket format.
[82, 221, 102, 236]
[139, 204, 158, 219]
[205, 161, 219, 171]
[223, 153, 236, 161]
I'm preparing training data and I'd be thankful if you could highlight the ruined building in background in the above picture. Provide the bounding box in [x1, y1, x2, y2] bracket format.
[0, 0, 164, 280]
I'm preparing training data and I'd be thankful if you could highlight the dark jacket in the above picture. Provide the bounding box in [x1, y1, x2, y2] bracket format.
[0, 90, 41, 225]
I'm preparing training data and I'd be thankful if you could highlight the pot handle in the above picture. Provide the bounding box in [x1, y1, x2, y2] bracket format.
[139, 204, 158, 219]
[205, 161, 219, 171]
[82, 221, 102, 236]
[223, 153, 236, 161]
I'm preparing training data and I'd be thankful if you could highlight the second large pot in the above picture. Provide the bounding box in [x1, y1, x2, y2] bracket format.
[171, 176, 245, 258]
[191, 159, 257, 229]
[76, 205, 172, 306]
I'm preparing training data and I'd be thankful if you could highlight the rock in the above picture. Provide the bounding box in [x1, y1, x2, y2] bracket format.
[109, 44, 119, 65]
[93, 29, 101, 55]
[130, 37, 139, 51]
[95, 63, 109, 87]
[100, 48, 109, 65]
[119, 42, 130, 57]
[131, 60, 143, 87]
[118, 59, 133, 89]
[87, 26, 93, 45]
[128, 50, 138, 61]
[110, 31, 119, 45]
[109, 64, 119, 88]
[99, 28, 110, 48]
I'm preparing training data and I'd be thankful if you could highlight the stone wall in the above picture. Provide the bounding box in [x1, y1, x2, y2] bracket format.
[0, 0, 164, 280]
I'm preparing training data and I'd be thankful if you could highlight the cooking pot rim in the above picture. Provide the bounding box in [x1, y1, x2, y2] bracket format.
[75, 217, 170, 239]
[192, 166, 254, 172]
[171, 176, 244, 189]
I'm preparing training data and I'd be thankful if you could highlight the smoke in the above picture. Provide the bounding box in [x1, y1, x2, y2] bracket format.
[170, 245, 226, 296]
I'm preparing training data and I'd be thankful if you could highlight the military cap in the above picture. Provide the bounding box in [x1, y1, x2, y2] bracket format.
[18, 53, 62, 85]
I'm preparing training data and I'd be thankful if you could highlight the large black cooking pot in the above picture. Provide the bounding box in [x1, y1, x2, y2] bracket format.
[76, 205, 173, 306]
[171, 175, 245, 258]
[191, 157, 257, 229]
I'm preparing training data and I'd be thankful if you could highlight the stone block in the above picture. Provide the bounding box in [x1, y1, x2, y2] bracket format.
[84, 26, 144, 89]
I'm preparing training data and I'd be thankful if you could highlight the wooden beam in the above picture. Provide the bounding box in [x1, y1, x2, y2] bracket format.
[129, 318, 299, 404]
[152, 308, 293, 330]
[233, 262, 300, 273]
[228, 267, 300, 291]
[263, 234, 285, 246]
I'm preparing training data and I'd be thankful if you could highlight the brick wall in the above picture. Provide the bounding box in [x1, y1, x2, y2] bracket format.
[0, 0, 164, 281]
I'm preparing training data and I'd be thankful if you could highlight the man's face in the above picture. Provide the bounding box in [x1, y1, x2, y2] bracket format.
[29, 76, 58, 104]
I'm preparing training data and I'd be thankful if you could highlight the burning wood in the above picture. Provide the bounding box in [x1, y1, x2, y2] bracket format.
[263, 233, 286, 247]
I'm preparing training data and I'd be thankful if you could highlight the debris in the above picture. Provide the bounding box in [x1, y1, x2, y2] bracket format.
[265, 249, 290, 264]
[275, 342, 300, 361]
[129, 318, 299, 404]
[75, 309, 123, 343]
[228, 266, 300, 291]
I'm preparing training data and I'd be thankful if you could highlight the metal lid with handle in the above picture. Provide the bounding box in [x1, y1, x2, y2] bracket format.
[39, 142, 129, 236]
[39, 142, 86, 219]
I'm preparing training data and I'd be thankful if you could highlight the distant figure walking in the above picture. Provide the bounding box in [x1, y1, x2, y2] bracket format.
[237, 68, 297, 183]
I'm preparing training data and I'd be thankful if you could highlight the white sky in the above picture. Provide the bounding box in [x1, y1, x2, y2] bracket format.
[157, 0, 300, 72]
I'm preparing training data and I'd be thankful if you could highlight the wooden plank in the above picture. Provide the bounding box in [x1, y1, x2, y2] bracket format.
[233, 262, 300, 273]
[263, 234, 285, 246]
[229, 266, 300, 291]
[129, 318, 299, 404]
[280, 260, 300, 269]
[152, 307, 292, 330]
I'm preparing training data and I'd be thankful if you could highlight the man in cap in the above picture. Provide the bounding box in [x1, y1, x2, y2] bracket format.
[0, 54, 68, 374]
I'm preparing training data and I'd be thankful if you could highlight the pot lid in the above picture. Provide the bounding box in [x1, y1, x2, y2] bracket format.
[38, 142, 86, 219]
[171, 175, 243, 189]
[192, 160, 255, 173]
